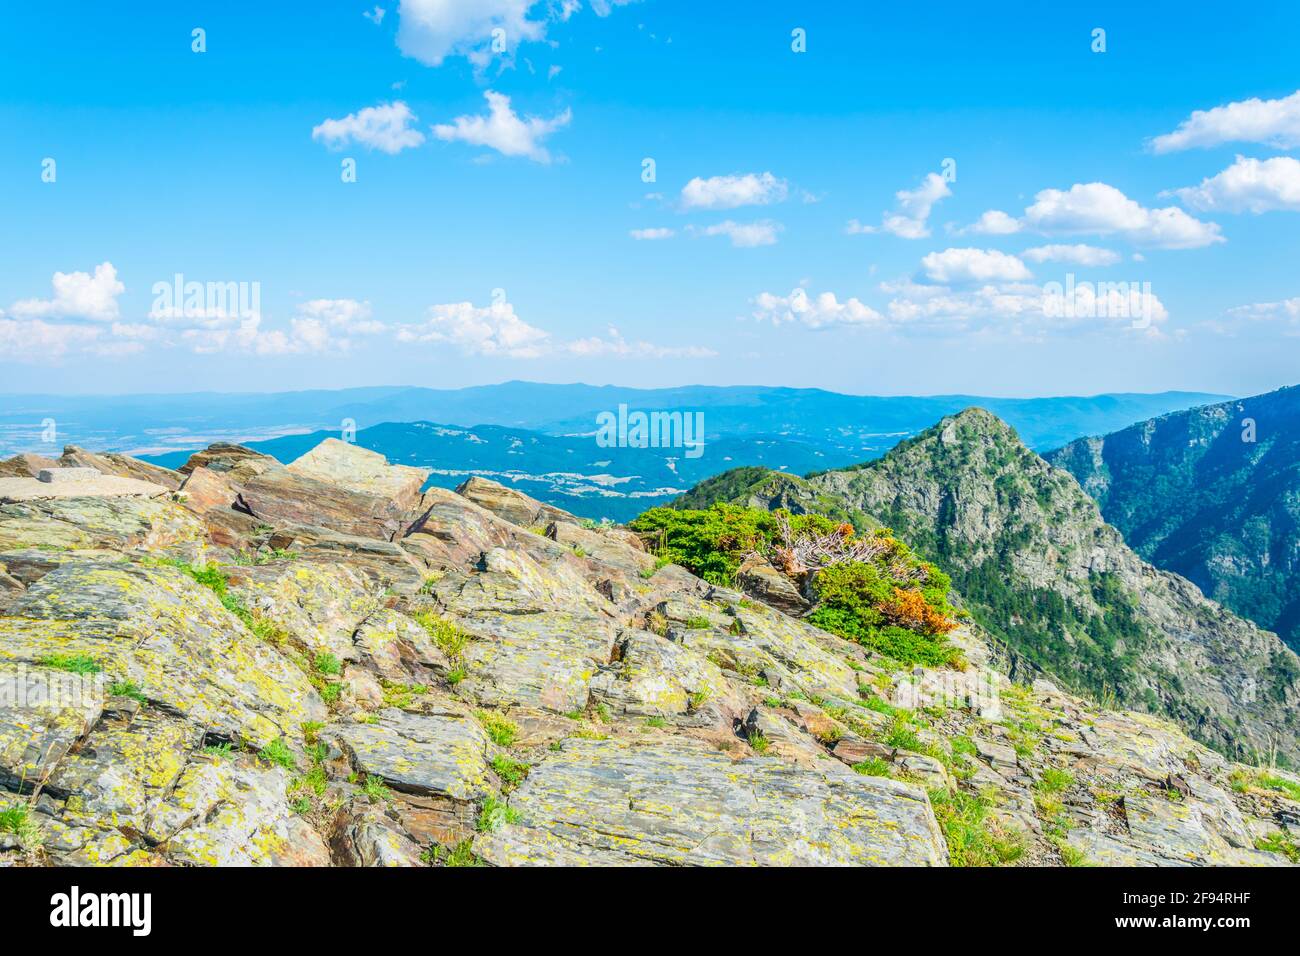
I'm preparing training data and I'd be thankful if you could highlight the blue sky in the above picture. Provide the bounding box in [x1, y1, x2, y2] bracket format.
[2, 0, 1299, 397]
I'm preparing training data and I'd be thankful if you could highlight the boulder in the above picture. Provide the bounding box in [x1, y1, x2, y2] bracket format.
[737, 554, 810, 615]
[455, 475, 576, 529]
[288, 439, 429, 511]
[237, 442, 430, 541]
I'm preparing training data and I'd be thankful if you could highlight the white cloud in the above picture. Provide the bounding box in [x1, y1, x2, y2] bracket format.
[1151, 89, 1300, 153]
[395, 0, 634, 67]
[396, 0, 546, 67]
[295, 298, 386, 334]
[181, 314, 348, 356]
[395, 295, 704, 359]
[0, 317, 104, 362]
[920, 248, 1031, 284]
[629, 227, 674, 240]
[695, 219, 781, 247]
[960, 209, 1022, 235]
[751, 289, 885, 329]
[312, 101, 425, 154]
[564, 326, 715, 359]
[1170, 155, 1300, 214]
[9, 262, 125, 322]
[849, 172, 951, 239]
[396, 299, 551, 357]
[432, 91, 570, 163]
[1022, 182, 1223, 249]
[363, 6, 386, 25]
[877, 276, 1168, 340]
[1212, 296, 1300, 335]
[1021, 244, 1121, 266]
[679, 172, 788, 211]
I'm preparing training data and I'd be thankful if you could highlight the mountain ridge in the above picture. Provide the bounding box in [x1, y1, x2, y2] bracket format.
[667, 406, 1300, 764]
[1048, 385, 1300, 652]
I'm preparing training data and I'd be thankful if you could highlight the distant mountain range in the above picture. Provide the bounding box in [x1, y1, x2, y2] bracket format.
[143, 421, 850, 524]
[2, 382, 1228, 459]
[1049, 385, 1300, 652]
[2, 383, 1230, 521]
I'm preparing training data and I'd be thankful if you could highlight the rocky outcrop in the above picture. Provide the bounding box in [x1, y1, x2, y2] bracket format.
[0, 437, 1295, 869]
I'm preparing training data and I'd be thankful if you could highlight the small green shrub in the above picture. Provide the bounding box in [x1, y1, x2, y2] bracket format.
[929, 787, 1025, 867]
[476, 796, 521, 832]
[490, 755, 530, 790]
[36, 653, 100, 675]
[108, 680, 147, 702]
[474, 710, 519, 747]
[258, 738, 296, 770]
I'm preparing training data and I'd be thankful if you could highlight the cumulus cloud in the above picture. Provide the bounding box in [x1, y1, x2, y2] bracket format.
[694, 219, 781, 247]
[679, 172, 788, 211]
[363, 6, 386, 25]
[312, 101, 426, 154]
[1021, 182, 1223, 249]
[432, 91, 570, 162]
[395, 0, 634, 67]
[629, 227, 674, 240]
[395, 295, 707, 359]
[9, 261, 125, 322]
[1150, 89, 1300, 153]
[848, 172, 951, 239]
[1169, 155, 1300, 214]
[751, 288, 885, 328]
[295, 298, 387, 334]
[397, 299, 550, 357]
[178, 314, 334, 356]
[1021, 244, 1121, 266]
[920, 248, 1031, 284]
[396, 0, 547, 67]
[959, 209, 1023, 235]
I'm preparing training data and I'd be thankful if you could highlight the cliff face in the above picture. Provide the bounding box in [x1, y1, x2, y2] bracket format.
[1048, 385, 1300, 653]
[0, 438, 1296, 868]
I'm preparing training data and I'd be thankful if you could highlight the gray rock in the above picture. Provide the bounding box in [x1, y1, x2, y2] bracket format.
[324, 708, 496, 802]
[474, 737, 948, 866]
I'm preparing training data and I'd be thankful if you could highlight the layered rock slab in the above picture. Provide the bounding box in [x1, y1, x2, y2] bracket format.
[474, 737, 947, 866]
